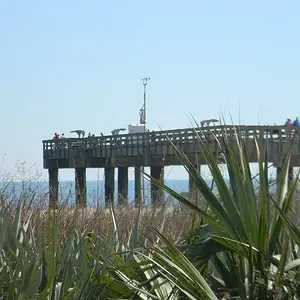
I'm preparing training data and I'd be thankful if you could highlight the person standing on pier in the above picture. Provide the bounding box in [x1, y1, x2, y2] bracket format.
[53, 133, 60, 140]
[293, 117, 300, 126]
[286, 118, 293, 138]
[285, 118, 292, 126]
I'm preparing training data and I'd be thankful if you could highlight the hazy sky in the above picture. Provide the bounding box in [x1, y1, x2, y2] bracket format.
[1, 1, 299, 181]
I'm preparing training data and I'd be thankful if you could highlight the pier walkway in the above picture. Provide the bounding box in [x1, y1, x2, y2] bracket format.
[42, 125, 300, 208]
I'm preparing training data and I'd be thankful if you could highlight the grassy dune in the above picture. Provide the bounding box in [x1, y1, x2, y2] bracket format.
[1, 131, 300, 299]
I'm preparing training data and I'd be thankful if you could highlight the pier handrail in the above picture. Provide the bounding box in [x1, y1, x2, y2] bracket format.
[42, 125, 299, 151]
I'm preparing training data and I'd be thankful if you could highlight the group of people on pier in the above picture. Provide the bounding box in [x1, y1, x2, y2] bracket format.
[286, 117, 300, 127]
[52, 120, 299, 142]
[53, 132, 96, 140]
[53, 133, 65, 140]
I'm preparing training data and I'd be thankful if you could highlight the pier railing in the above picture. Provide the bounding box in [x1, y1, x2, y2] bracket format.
[43, 125, 299, 160]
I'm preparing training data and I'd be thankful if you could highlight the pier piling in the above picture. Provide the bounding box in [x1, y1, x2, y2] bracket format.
[134, 167, 142, 206]
[105, 167, 115, 208]
[75, 168, 87, 207]
[189, 165, 201, 201]
[48, 168, 58, 209]
[118, 167, 128, 205]
[150, 166, 164, 205]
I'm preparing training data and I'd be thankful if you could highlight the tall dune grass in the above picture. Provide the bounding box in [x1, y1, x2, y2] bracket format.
[1, 127, 300, 298]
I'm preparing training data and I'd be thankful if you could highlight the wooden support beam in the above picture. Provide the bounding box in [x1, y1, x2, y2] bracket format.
[151, 166, 164, 206]
[189, 164, 201, 203]
[49, 168, 58, 209]
[134, 167, 142, 207]
[105, 167, 115, 208]
[75, 168, 87, 207]
[118, 167, 128, 206]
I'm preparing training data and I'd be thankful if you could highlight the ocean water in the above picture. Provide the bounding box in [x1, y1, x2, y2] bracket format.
[0, 177, 279, 207]
[59, 179, 192, 205]
[0, 179, 192, 207]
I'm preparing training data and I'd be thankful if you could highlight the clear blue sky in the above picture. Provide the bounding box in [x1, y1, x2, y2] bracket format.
[1, 0, 299, 181]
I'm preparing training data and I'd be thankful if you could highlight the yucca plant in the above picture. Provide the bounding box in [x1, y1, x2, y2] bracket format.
[144, 125, 300, 299]
[101, 204, 218, 300]
[0, 203, 111, 299]
[0, 202, 157, 299]
[0, 198, 211, 299]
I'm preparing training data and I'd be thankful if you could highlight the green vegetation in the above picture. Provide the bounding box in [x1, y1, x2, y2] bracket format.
[1, 131, 300, 299]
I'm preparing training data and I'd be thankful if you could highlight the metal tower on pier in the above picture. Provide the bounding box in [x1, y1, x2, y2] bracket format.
[139, 77, 150, 204]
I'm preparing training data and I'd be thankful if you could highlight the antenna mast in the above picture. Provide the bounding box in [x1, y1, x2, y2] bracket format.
[140, 77, 150, 128]
[139, 77, 150, 205]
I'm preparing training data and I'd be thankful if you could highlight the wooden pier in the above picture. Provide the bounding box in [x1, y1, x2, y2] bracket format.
[42, 125, 300, 208]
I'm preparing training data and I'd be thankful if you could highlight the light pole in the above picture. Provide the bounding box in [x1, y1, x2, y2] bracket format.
[139, 77, 150, 205]
[140, 77, 150, 129]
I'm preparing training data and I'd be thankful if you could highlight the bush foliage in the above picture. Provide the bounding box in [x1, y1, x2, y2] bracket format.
[1, 129, 300, 299]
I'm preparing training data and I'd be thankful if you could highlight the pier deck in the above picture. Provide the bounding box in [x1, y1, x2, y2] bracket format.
[42, 125, 300, 208]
